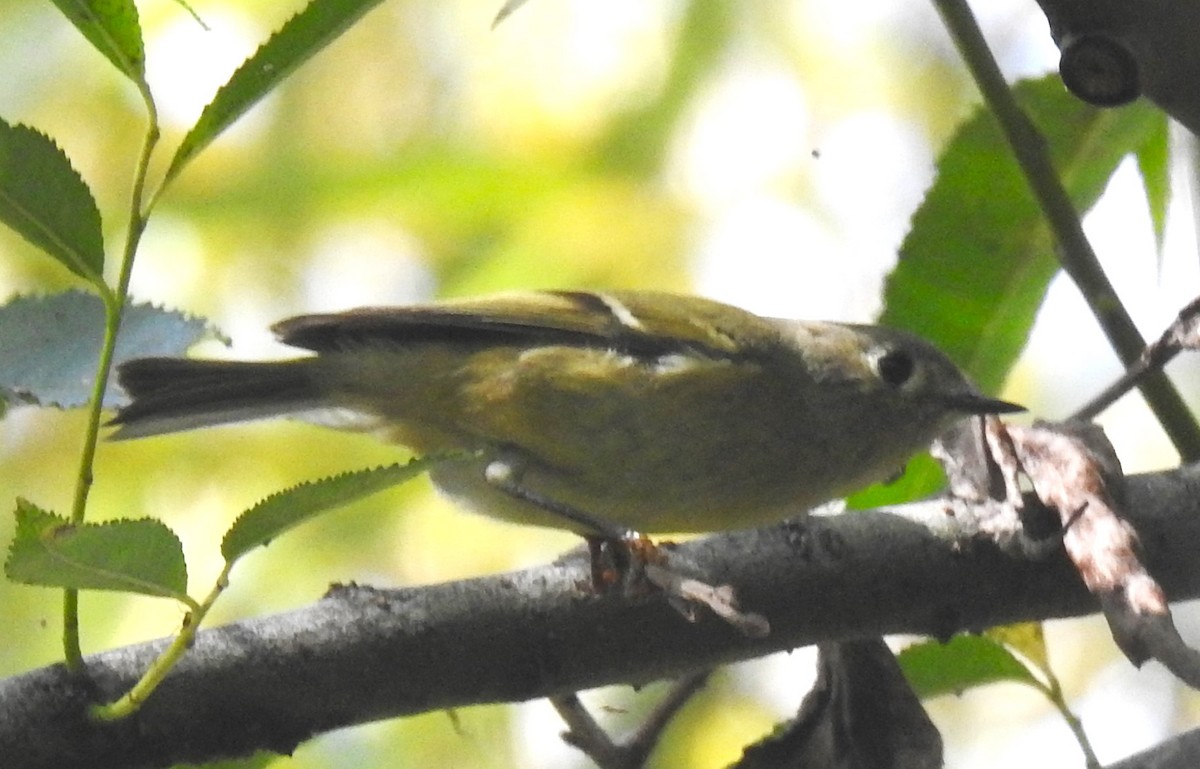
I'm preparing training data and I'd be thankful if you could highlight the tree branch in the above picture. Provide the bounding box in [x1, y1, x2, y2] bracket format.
[4, 465, 1200, 769]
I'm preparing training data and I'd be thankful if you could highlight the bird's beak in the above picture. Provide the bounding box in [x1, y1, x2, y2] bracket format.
[944, 393, 1026, 415]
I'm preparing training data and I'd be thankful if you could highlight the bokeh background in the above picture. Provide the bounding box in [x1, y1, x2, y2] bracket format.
[2, 0, 1199, 767]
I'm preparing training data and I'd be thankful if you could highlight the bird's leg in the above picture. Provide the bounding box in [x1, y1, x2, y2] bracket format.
[481, 459, 765, 633]
[483, 459, 635, 539]
[483, 458, 648, 589]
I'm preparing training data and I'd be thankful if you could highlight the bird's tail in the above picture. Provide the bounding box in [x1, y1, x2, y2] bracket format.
[108, 357, 324, 439]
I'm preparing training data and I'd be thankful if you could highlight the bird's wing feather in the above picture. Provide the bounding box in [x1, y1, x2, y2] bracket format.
[273, 290, 775, 359]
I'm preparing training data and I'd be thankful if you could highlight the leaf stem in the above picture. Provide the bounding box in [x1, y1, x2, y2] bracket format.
[1038, 673, 1101, 768]
[62, 101, 161, 671]
[931, 0, 1200, 460]
[91, 562, 230, 721]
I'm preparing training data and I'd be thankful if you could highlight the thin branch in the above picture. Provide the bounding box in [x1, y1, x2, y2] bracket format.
[554, 694, 626, 768]
[931, 0, 1200, 460]
[554, 671, 711, 769]
[626, 671, 711, 758]
[1074, 296, 1200, 421]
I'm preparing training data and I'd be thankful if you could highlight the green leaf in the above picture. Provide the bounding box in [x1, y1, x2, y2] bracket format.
[6, 499, 189, 602]
[165, 0, 388, 185]
[0, 291, 217, 409]
[882, 76, 1166, 393]
[49, 0, 148, 89]
[986, 621, 1050, 676]
[898, 635, 1041, 699]
[1134, 113, 1170, 253]
[846, 452, 946, 510]
[0, 120, 105, 284]
[221, 458, 439, 563]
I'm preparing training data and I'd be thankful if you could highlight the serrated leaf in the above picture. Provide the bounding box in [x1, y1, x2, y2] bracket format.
[898, 635, 1040, 699]
[0, 291, 217, 409]
[883, 76, 1166, 393]
[6, 499, 189, 601]
[50, 0, 148, 88]
[165, 0, 387, 185]
[0, 120, 105, 283]
[222, 458, 439, 563]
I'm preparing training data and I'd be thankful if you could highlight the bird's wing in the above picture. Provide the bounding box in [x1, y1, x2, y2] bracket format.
[273, 290, 774, 359]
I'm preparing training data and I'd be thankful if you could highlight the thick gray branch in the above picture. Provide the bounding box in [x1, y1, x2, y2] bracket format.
[3, 466, 1200, 769]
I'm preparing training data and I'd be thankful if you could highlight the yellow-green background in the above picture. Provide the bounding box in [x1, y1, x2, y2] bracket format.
[1, 1, 1195, 767]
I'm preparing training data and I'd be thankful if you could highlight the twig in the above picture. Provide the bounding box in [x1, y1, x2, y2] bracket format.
[931, 0, 1200, 460]
[1074, 295, 1200, 421]
[553, 671, 711, 769]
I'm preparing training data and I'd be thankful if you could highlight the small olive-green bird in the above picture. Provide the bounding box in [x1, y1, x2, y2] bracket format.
[110, 290, 1022, 537]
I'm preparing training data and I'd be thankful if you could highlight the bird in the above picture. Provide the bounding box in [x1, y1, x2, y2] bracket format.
[109, 289, 1023, 539]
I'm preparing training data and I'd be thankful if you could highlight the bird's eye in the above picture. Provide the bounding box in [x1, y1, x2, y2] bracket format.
[876, 349, 915, 387]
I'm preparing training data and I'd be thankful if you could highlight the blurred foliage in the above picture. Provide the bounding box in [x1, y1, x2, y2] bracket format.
[0, 0, 1186, 768]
